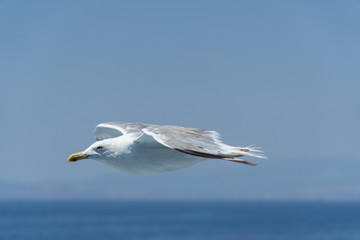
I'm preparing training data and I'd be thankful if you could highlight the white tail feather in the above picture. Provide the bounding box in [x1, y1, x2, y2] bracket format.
[232, 146, 267, 159]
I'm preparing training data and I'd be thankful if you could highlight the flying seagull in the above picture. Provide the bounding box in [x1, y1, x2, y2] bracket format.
[68, 122, 266, 174]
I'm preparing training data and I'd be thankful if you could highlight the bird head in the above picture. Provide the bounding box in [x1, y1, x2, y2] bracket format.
[68, 139, 118, 162]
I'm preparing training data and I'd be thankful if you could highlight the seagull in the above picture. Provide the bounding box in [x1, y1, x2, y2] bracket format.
[68, 122, 266, 174]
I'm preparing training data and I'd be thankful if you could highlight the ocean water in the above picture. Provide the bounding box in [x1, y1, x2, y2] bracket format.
[0, 201, 360, 240]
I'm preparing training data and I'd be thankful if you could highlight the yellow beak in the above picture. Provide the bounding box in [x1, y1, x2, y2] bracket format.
[68, 152, 88, 162]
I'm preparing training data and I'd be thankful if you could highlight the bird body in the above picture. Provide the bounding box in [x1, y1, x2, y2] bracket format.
[90, 133, 205, 174]
[68, 122, 266, 174]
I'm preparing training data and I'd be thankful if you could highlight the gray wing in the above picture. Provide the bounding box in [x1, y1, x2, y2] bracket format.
[142, 125, 240, 159]
[94, 122, 150, 140]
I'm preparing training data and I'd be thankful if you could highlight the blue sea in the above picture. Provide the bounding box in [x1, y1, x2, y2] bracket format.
[0, 201, 360, 240]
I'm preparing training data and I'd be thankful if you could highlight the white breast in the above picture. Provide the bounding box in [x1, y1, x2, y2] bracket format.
[95, 135, 206, 174]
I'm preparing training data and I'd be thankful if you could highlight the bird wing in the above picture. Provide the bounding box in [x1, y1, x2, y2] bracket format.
[94, 122, 150, 140]
[142, 125, 239, 159]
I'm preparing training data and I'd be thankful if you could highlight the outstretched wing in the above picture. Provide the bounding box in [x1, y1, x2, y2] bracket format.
[94, 122, 150, 140]
[142, 125, 238, 158]
[142, 125, 266, 165]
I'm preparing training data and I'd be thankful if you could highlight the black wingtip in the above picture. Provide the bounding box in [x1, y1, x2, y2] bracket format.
[227, 159, 258, 166]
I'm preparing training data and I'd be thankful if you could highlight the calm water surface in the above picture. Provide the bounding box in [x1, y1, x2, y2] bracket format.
[0, 201, 360, 240]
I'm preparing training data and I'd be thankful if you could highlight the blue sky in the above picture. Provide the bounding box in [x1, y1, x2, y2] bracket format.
[0, 0, 359, 200]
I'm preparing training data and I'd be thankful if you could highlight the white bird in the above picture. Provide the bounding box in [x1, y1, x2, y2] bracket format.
[68, 122, 266, 174]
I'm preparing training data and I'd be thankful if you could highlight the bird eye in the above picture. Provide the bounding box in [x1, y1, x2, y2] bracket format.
[97, 146, 103, 151]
